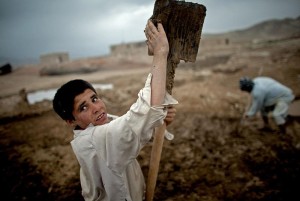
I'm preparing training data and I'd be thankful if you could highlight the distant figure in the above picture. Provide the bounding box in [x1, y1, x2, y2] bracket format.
[225, 38, 229, 45]
[239, 76, 295, 134]
[19, 88, 28, 104]
[18, 88, 29, 108]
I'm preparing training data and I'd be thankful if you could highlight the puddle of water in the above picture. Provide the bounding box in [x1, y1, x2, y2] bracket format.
[27, 83, 113, 105]
[27, 89, 57, 105]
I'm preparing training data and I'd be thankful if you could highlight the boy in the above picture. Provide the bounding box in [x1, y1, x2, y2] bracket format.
[53, 20, 177, 201]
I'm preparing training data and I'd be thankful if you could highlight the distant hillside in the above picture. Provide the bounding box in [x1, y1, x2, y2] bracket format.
[204, 16, 300, 42]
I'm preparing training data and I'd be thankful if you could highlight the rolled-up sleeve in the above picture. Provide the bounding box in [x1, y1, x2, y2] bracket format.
[247, 89, 265, 117]
[92, 73, 178, 174]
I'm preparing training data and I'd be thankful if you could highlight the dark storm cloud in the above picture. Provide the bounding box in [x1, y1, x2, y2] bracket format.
[0, 0, 155, 64]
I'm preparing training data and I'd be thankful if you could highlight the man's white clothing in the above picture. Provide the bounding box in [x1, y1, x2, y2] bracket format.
[246, 77, 294, 125]
[70, 73, 178, 201]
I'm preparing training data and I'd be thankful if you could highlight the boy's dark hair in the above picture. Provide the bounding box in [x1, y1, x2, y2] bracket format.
[53, 79, 96, 120]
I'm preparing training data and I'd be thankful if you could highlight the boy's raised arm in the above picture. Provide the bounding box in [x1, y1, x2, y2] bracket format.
[144, 20, 169, 106]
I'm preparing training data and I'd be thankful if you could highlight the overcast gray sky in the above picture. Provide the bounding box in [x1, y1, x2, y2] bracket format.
[0, 0, 299, 65]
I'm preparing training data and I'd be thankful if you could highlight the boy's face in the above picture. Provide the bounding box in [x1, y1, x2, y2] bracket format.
[69, 88, 109, 129]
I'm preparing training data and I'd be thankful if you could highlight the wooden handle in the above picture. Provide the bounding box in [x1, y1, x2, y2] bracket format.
[146, 122, 166, 201]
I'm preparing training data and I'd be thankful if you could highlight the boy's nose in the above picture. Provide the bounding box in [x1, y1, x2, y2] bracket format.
[91, 104, 99, 114]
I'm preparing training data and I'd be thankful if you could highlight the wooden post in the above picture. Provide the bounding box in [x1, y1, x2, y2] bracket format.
[145, 123, 166, 201]
[146, 1, 206, 200]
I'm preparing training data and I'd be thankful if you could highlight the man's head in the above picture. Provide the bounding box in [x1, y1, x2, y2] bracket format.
[239, 77, 254, 92]
[53, 79, 96, 121]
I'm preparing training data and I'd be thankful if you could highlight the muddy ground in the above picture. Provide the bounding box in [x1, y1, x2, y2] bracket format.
[1, 38, 300, 201]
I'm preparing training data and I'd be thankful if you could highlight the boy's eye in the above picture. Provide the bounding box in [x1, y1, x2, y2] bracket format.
[92, 97, 99, 102]
[80, 105, 87, 112]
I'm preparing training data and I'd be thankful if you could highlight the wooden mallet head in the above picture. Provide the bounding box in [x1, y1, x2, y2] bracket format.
[149, 0, 206, 93]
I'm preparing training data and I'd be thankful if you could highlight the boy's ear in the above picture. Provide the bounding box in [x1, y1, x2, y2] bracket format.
[66, 119, 76, 127]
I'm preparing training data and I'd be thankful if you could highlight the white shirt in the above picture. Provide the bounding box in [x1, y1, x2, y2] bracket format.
[70, 73, 178, 201]
[247, 77, 294, 116]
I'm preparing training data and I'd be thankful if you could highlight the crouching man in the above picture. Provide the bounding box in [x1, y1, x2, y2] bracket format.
[239, 76, 294, 134]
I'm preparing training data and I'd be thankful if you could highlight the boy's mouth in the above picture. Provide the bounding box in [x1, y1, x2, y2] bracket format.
[96, 112, 106, 123]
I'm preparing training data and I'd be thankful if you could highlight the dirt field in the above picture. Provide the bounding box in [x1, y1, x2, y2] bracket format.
[1, 38, 300, 201]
